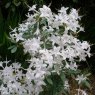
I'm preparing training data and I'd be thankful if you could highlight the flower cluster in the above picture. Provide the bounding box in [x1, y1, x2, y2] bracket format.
[0, 5, 91, 95]
[0, 60, 46, 95]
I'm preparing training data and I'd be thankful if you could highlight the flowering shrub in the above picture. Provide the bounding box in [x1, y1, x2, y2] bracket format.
[0, 5, 91, 95]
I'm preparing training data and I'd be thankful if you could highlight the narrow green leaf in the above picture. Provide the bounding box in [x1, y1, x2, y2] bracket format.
[13, 0, 21, 6]
[46, 77, 53, 85]
[60, 72, 66, 82]
[5, 2, 11, 8]
[11, 46, 17, 53]
[8, 45, 15, 50]
[62, 90, 68, 95]
[83, 81, 91, 89]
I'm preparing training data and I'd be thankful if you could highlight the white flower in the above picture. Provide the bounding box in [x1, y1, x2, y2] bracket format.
[39, 49, 54, 68]
[16, 33, 24, 42]
[76, 74, 87, 84]
[39, 5, 52, 18]
[70, 9, 80, 20]
[29, 5, 36, 11]
[23, 38, 41, 54]
[59, 7, 68, 14]
[64, 80, 70, 90]
[0, 61, 3, 67]
[81, 41, 90, 50]
[76, 89, 88, 95]
[65, 62, 78, 71]
[10, 30, 24, 42]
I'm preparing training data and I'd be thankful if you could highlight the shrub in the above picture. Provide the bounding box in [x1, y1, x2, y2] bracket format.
[0, 5, 91, 95]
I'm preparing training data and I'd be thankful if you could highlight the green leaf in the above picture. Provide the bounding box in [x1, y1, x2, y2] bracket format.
[0, 79, 3, 86]
[11, 46, 17, 53]
[73, 0, 78, 3]
[8, 45, 15, 50]
[85, 73, 91, 77]
[5, 2, 11, 8]
[83, 81, 91, 89]
[60, 72, 66, 82]
[12, 6, 16, 12]
[62, 89, 68, 95]
[46, 77, 53, 85]
[13, 0, 21, 6]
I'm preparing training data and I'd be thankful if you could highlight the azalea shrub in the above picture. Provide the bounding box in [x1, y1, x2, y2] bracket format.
[0, 5, 91, 95]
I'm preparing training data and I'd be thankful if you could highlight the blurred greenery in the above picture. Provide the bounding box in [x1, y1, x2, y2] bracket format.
[40, 74, 68, 95]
